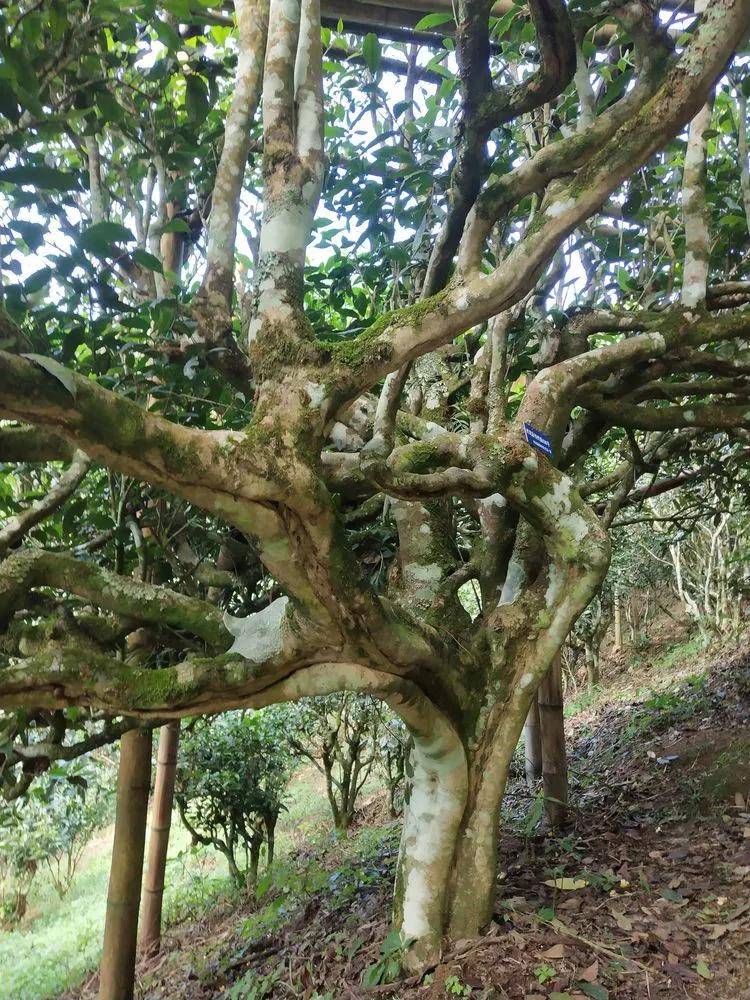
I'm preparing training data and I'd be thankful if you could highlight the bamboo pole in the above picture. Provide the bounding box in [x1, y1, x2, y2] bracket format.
[538, 656, 568, 828]
[139, 721, 180, 956]
[99, 728, 152, 1000]
[523, 693, 543, 787]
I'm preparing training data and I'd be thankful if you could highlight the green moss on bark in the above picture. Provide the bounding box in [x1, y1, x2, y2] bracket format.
[149, 429, 204, 478]
[316, 289, 451, 374]
[248, 322, 321, 382]
[118, 666, 191, 710]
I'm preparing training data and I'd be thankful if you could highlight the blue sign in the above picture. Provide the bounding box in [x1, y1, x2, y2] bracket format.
[523, 422, 553, 458]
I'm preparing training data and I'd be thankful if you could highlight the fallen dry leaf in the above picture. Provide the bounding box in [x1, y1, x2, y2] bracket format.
[541, 943, 566, 959]
[578, 960, 599, 982]
[612, 910, 633, 931]
[544, 877, 589, 891]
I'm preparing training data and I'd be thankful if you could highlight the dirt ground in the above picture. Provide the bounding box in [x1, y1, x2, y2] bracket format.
[67, 631, 750, 1000]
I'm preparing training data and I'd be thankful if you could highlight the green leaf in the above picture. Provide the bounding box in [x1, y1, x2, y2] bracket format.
[580, 984, 609, 999]
[696, 960, 713, 980]
[79, 221, 133, 255]
[255, 870, 273, 899]
[413, 11, 453, 30]
[616, 267, 633, 292]
[0, 84, 20, 123]
[524, 793, 544, 835]
[719, 214, 746, 228]
[95, 90, 125, 124]
[161, 217, 191, 234]
[132, 248, 163, 273]
[659, 887, 684, 902]
[381, 930, 402, 955]
[362, 33, 381, 73]
[361, 961, 385, 988]
[150, 298, 177, 335]
[153, 16, 182, 50]
[185, 74, 210, 124]
[11, 220, 46, 251]
[2, 45, 39, 108]
[0, 165, 80, 191]
[21, 353, 77, 397]
[2, 45, 33, 82]
[490, 6, 521, 38]
[23, 267, 52, 294]
[382, 956, 400, 983]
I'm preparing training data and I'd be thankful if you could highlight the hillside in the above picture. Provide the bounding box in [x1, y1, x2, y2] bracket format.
[24, 626, 746, 1000]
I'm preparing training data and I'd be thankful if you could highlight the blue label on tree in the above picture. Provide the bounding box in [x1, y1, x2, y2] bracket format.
[523, 422, 553, 458]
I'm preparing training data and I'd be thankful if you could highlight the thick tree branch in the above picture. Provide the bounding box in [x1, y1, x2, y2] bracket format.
[199, 0, 270, 309]
[324, 0, 750, 399]
[0, 351, 287, 511]
[1, 715, 158, 802]
[681, 0, 713, 308]
[575, 394, 750, 430]
[0, 426, 73, 463]
[422, 0, 575, 295]
[0, 549, 231, 646]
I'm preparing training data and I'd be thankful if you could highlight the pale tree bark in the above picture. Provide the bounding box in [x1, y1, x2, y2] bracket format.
[199, 0, 270, 310]
[574, 35, 596, 134]
[99, 728, 152, 1000]
[681, 0, 713, 308]
[139, 721, 180, 956]
[223, 662, 469, 972]
[149, 155, 168, 298]
[193, 0, 269, 389]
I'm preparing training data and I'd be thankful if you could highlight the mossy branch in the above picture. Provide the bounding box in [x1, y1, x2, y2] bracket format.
[0, 549, 231, 647]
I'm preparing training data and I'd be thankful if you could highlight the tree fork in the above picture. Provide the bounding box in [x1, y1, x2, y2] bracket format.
[99, 728, 152, 1000]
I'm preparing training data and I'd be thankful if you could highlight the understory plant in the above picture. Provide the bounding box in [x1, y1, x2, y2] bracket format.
[175, 709, 294, 887]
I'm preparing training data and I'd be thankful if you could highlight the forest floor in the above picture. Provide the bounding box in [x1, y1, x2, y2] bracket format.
[12, 617, 750, 1000]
